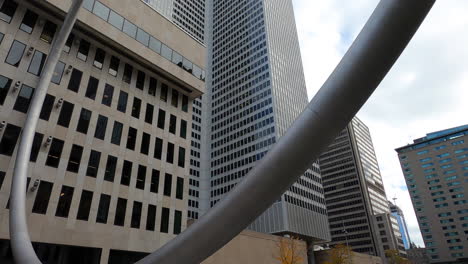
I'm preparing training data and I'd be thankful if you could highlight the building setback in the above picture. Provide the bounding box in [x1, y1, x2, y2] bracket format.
[396, 125, 468, 263]
[0, 0, 206, 262]
[319, 117, 405, 260]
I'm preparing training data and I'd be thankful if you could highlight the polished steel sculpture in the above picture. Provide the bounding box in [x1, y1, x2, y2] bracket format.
[9, 0, 434, 263]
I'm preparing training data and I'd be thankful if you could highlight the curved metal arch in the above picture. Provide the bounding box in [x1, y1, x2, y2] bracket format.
[137, 0, 435, 263]
[9, 0, 84, 263]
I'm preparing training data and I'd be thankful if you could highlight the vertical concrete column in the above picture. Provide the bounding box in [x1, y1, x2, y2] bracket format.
[100, 247, 110, 264]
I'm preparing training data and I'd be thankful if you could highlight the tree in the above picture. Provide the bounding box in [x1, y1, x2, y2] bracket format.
[385, 249, 410, 264]
[323, 244, 353, 264]
[274, 236, 305, 264]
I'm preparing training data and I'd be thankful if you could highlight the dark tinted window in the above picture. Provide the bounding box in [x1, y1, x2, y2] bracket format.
[86, 150, 101, 178]
[94, 115, 108, 140]
[55, 185, 74, 218]
[0, 0, 18, 23]
[136, 165, 146, 190]
[27, 50, 46, 76]
[5, 40, 26, 67]
[63, 33, 74, 53]
[93, 48, 105, 69]
[96, 194, 111, 223]
[76, 108, 92, 134]
[131, 201, 142, 228]
[13, 84, 34, 113]
[131, 97, 141, 119]
[171, 89, 179, 107]
[180, 120, 187, 139]
[145, 103, 153, 124]
[111, 121, 123, 145]
[123, 63, 133, 83]
[67, 69, 83, 92]
[40, 21, 56, 43]
[0, 124, 21, 156]
[154, 137, 163, 160]
[85, 76, 99, 100]
[0, 75, 12, 105]
[77, 39, 90, 61]
[39, 94, 55, 121]
[20, 9, 38, 33]
[148, 77, 157, 96]
[126, 127, 137, 150]
[102, 84, 114, 106]
[166, 143, 174, 164]
[182, 95, 189, 112]
[76, 190, 93, 221]
[140, 132, 150, 155]
[157, 109, 166, 129]
[174, 210, 182, 234]
[169, 115, 177, 134]
[32, 181, 53, 214]
[146, 204, 156, 231]
[109, 56, 119, 77]
[117, 91, 128, 113]
[114, 198, 127, 226]
[57, 101, 74, 128]
[163, 173, 172, 197]
[150, 170, 159, 193]
[0, 171, 4, 191]
[178, 147, 185, 168]
[136, 71, 145, 90]
[67, 144, 83, 173]
[104, 155, 117, 182]
[45, 138, 64, 168]
[160, 207, 170, 233]
[160, 84, 168, 102]
[120, 160, 132, 186]
[176, 177, 184, 200]
[30, 133, 44, 162]
[52, 61, 65, 84]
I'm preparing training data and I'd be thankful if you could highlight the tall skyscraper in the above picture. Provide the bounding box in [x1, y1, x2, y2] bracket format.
[319, 117, 405, 259]
[0, 0, 206, 262]
[396, 125, 468, 263]
[389, 201, 412, 250]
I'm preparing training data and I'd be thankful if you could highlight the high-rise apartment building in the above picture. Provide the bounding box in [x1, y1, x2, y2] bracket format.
[319, 117, 405, 259]
[389, 201, 412, 250]
[0, 0, 206, 262]
[396, 125, 468, 263]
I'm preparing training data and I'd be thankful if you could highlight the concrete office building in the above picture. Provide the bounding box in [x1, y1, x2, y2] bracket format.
[396, 125, 468, 263]
[389, 201, 412, 249]
[0, 0, 206, 262]
[319, 117, 405, 259]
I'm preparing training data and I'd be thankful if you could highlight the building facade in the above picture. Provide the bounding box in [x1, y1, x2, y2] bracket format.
[319, 117, 405, 259]
[389, 201, 412, 250]
[0, 0, 206, 262]
[396, 125, 468, 263]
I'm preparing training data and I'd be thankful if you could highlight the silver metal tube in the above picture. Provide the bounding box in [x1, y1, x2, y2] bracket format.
[137, 0, 435, 263]
[9, 1, 84, 263]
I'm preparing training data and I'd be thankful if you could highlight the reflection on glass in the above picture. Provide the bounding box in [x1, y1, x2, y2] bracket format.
[40, 21, 57, 44]
[27, 50, 47, 76]
[136, 28, 149, 46]
[5, 40, 26, 67]
[93, 1, 109, 21]
[183, 58, 193, 73]
[161, 44, 172, 61]
[0, 0, 18, 23]
[52, 61, 66, 84]
[108, 10, 124, 30]
[172, 52, 183, 67]
[20, 10, 38, 34]
[123, 19, 137, 38]
[149, 37, 161, 54]
[93, 48, 106, 69]
[63, 33, 74, 53]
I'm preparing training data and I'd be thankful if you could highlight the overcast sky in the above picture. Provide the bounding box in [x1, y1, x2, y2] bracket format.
[292, 0, 468, 247]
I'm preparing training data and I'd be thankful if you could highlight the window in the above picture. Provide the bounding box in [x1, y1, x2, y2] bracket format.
[174, 210, 182, 234]
[136, 71, 145, 90]
[93, 48, 105, 69]
[86, 150, 101, 178]
[178, 147, 185, 168]
[140, 133, 150, 155]
[0, 124, 21, 156]
[150, 170, 159, 193]
[0, 0, 18, 23]
[57, 101, 74, 128]
[20, 10, 38, 33]
[167, 143, 174, 164]
[45, 138, 64, 168]
[182, 95, 188, 112]
[123, 19, 137, 38]
[56, 185, 74, 218]
[149, 37, 161, 53]
[67, 144, 83, 173]
[102, 84, 114, 106]
[180, 120, 187, 139]
[28, 50, 46, 76]
[176, 177, 184, 200]
[32, 181, 53, 214]
[94, 115, 108, 140]
[120, 160, 132, 186]
[63, 33, 74, 53]
[104, 155, 117, 182]
[131, 201, 142, 228]
[114, 198, 127, 226]
[85, 76, 99, 99]
[123, 63, 133, 84]
[38, 98, 57, 119]
[76, 108, 92, 134]
[0, 75, 12, 105]
[52, 61, 65, 84]
[93, 1, 109, 20]
[111, 121, 123, 145]
[148, 77, 157, 96]
[30, 133, 44, 162]
[160, 207, 170, 233]
[160, 84, 168, 102]
[136, 165, 146, 190]
[96, 194, 111, 223]
[40, 21, 57, 43]
[5, 40, 26, 67]
[171, 89, 179, 107]
[164, 173, 172, 197]
[109, 56, 120, 77]
[76, 190, 93, 221]
[169, 115, 177, 134]
[136, 28, 149, 46]
[77, 39, 90, 61]
[131, 97, 141, 119]
[154, 138, 163, 160]
[161, 44, 172, 61]
[157, 109, 166, 129]
[126, 127, 137, 150]
[117, 91, 128, 113]
[13, 84, 34, 113]
[146, 204, 156, 231]
[108, 10, 123, 30]
[145, 103, 153, 124]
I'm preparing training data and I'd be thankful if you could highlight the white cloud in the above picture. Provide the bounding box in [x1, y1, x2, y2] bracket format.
[293, 0, 468, 247]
